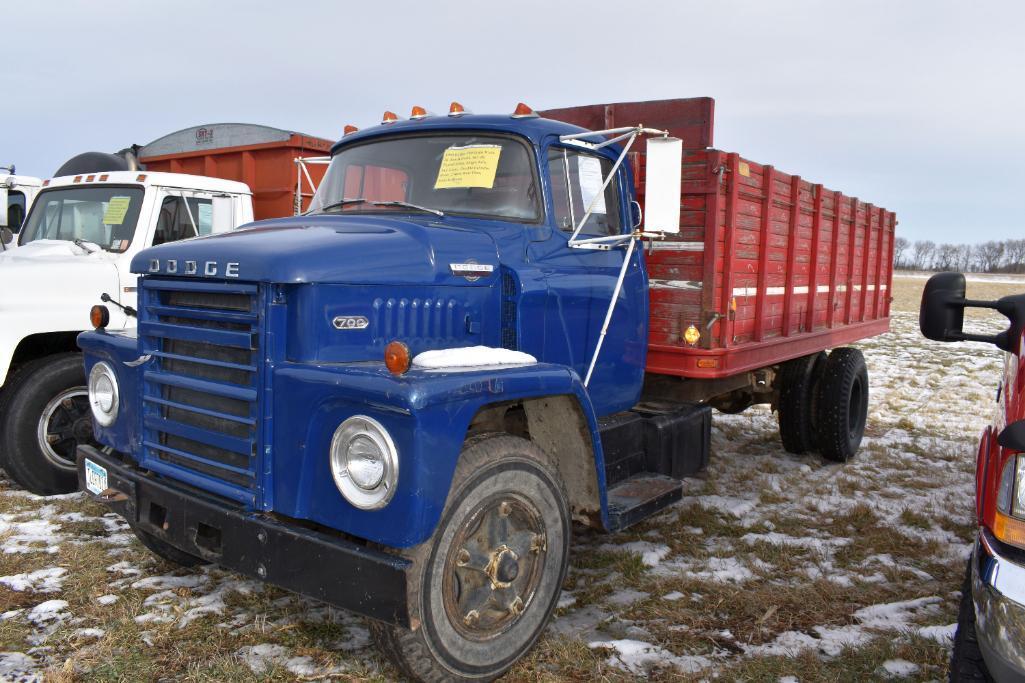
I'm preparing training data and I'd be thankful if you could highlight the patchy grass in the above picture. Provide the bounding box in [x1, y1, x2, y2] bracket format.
[0, 275, 1002, 680]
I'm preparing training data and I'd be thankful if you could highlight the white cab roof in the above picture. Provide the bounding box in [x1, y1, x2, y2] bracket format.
[43, 171, 251, 195]
[2, 175, 43, 189]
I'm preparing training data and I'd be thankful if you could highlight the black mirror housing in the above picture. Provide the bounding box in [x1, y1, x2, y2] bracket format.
[920, 271, 1025, 353]
[920, 272, 966, 342]
[0, 227, 12, 246]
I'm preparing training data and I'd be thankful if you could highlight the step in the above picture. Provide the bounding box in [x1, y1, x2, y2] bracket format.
[605, 473, 683, 532]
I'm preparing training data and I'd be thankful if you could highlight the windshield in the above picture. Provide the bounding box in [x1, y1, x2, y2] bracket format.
[19, 186, 144, 251]
[308, 134, 541, 221]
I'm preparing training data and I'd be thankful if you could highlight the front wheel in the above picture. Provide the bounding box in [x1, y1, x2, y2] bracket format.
[0, 353, 95, 495]
[371, 434, 570, 682]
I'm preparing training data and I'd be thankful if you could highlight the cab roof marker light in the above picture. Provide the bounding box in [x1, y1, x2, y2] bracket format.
[511, 102, 539, 119]
[73, 176, 82, 183]
[136, 174, 147, 182]
[42, 179, 50, 187]
[381, 111, 402, 124]
[343, 124, 359, 136]
[85, 175, 95, 182]
[98, 174, 108, 181]
[410, 106, 431, 120]
[449, 101, 469, 117]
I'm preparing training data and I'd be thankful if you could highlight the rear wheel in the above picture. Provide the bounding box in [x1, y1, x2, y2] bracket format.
[950, 557, 993, 681]
[371, 434, 570, 682]
[777, 352, 826, 454]
[814, 348, 869, 463]
[0, 353, 94, 495]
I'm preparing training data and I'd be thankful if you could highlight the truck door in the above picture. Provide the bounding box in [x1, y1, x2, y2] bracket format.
[527, 145, 647, 415]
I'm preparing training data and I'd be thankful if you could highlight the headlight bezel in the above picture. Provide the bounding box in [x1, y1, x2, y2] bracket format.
[88, 361, 119, 427]
[329, 415, 398, 510]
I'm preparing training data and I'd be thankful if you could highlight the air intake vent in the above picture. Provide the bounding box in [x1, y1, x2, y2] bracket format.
[501, 268, 518, 350]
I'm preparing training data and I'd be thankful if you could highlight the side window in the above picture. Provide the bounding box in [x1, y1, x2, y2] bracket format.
[547, 147, 621, 236]
[6, 191, 26, 232]
[153, 195, 214, 246]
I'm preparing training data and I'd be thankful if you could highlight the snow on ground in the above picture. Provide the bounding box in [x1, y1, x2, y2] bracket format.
[0, 280, 1005, 680]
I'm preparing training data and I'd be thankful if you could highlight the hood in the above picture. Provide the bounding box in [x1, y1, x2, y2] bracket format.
[134, 215, 502, 286]
[0, 240, 119, 312]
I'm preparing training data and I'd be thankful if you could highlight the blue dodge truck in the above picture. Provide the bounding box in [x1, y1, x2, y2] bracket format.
[75, 101, 877, 680]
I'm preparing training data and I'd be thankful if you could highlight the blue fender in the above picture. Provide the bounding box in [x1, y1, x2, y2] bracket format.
[270, 361, 609, 548]
[77, 329, 143, 456]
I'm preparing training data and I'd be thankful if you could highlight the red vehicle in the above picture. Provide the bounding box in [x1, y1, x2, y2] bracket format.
[921, 273, 1025, 681]
[546, 98, 896, 461]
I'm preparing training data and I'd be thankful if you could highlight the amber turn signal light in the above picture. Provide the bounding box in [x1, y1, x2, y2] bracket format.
[385, 341, 411, 375]
[994, 510, 1025, 550]
[90, 305, 110, 330]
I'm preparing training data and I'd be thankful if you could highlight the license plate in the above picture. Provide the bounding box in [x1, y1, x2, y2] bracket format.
[84, 459, 108, 495]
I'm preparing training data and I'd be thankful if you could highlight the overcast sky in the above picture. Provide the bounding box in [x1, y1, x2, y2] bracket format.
[3, 0, 1022, 244]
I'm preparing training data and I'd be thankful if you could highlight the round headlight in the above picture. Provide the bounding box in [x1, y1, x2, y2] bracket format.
[330, 415, 398, 509]
[88, 362, 119, 427]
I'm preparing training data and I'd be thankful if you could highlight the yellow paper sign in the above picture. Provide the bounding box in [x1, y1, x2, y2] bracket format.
[102, 197, 132, 225]
[434, 145, 502, 189]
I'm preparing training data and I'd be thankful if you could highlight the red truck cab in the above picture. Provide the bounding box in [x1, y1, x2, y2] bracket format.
[921, 272, 1025, 681]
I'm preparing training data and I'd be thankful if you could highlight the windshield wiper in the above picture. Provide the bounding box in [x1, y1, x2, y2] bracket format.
[313, 198, 444, 217]
[314, 197, 371, 214]
[368, 201, 444, 217]
[73, 238, 102, 253]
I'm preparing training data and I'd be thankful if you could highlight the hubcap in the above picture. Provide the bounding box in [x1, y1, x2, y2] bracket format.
[36, 387, 94, 471]
[443, 494, 547, 640]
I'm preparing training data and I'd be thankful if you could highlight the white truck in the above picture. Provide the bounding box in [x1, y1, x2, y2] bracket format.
[0, 168, 43, 245]
[0, 170, 254, 494]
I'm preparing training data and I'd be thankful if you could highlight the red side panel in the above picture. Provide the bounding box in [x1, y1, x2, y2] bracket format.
[643, 148, 896, 379]
[139, 134, 333, 221]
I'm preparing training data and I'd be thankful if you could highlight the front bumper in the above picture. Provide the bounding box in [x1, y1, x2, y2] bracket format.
[77, 445, 412, 627]
[973, 528, 1025, 681]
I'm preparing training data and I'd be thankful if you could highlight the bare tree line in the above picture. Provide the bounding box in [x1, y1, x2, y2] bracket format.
[893, 238, 1025, 273]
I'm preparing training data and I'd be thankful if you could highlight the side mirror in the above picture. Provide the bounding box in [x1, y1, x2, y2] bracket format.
[920, 272, 966, 342]
[0, 186, 8, 227]
[630, 200, 642, 229]
[0, 227, 13, 247]
[920, 271, 1025, 353]
[643, 137, 682, 234]
[210, 196, 234, 233]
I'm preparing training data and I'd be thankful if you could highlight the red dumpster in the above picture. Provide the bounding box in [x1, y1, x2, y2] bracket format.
[138, 123, 333, 220]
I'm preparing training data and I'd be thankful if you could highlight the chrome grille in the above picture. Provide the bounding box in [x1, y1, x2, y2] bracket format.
[139, 278, 261, 504]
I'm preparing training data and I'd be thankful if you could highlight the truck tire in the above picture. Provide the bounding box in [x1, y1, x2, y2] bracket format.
[130, 525, 207, 569]
[0, 353, 94, 495]
[777, 352, 826, 454]
[814, 347, 868, 463]
[371, 434, 570, 682]
[950, 558, 993, 681]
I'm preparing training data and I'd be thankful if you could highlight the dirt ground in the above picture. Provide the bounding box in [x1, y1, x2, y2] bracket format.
[0, 273, 1020, 681]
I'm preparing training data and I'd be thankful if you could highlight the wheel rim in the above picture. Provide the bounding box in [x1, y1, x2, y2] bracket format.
[36, 387, 93, 471]
[442, 493, 548, 641]
[848, 375, 866, 439]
